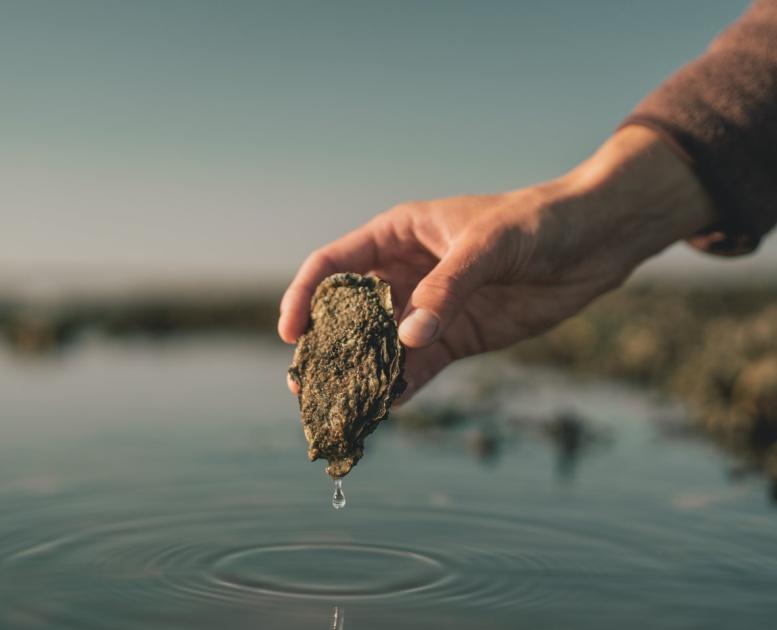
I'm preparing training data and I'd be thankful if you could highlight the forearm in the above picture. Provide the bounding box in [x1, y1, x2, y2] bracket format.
[622, 0, 777, 255]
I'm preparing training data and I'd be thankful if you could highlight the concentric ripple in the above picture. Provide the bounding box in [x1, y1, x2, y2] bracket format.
[2, 496, 777, 629]
[211, 543, 446, 599]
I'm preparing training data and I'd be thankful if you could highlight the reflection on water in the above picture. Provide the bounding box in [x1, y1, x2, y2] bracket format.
[0, 337, 776, 628]
[543, 410, 614, 481]
[331, 606, 344, 630]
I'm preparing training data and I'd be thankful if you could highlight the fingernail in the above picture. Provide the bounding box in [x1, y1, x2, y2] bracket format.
[399, 309, 439, 346]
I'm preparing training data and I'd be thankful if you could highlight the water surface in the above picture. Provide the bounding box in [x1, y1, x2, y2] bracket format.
[1, 337, 775, 628]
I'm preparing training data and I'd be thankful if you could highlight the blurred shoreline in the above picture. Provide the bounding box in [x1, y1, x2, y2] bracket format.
[1, 271, 776, 482]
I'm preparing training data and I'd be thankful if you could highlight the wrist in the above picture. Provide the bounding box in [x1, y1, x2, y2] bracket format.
[558, 125, 717, 264]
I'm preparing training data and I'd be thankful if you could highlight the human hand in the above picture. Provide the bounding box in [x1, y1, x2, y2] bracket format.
[279, 126, 715, 400]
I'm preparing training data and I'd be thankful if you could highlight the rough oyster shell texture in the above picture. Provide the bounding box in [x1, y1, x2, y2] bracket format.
[288, 273, 406, 478]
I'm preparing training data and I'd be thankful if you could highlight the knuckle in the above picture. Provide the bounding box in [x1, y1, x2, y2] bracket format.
[369, 209, 393, 230]
[307, 247, 335, 270]
[389, 200, 425, 218]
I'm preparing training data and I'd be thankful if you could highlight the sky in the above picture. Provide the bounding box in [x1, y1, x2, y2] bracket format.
[2, 0, 771, 287]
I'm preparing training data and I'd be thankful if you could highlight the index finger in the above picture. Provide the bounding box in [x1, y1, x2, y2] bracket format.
[278, 224, 378, 343]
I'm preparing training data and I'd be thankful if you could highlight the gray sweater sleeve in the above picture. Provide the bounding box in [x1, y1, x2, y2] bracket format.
[622, 0, 777, 256]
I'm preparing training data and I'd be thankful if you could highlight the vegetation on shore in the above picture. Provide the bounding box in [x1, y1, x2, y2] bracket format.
[510, 283, 777, 477]
[2, 281, 776, 479]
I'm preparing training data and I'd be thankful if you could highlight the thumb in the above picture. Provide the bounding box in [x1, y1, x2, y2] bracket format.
[398, 245, 487, 348]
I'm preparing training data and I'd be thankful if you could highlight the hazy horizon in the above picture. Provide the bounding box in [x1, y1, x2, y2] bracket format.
[4, 0, 773, 288]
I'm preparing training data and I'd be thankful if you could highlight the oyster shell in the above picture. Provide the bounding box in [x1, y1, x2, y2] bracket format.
[288, 273, 406, 478]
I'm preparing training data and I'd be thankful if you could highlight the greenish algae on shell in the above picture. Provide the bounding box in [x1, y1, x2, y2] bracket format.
[288, 273, 406, 478]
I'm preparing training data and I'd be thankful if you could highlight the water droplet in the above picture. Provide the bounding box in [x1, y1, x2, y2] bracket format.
[331, 605, 345, 630]
[332, 479, 346, 510]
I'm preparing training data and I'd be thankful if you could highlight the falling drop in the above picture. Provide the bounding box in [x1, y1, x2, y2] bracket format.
[332, 479, 346, 510]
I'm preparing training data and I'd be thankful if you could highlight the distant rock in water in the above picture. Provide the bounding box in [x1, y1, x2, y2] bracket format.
[289, 273, 406, 478]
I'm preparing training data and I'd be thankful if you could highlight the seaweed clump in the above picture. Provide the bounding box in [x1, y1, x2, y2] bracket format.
[289, 273, 406, 478]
